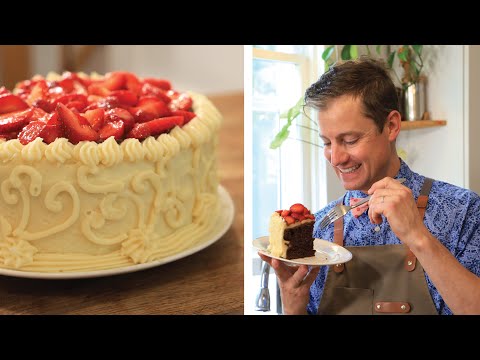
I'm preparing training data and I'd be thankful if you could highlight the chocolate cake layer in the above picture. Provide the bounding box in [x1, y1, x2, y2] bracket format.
[283, 221, 315, 259]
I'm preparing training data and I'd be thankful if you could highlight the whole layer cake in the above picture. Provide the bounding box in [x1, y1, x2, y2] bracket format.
[0, 71, 222, 272]
[268, 203, 315, 259]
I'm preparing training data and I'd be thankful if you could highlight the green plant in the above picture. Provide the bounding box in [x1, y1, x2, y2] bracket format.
[322, 45, 424, 89]
[270, 45, 424, 149]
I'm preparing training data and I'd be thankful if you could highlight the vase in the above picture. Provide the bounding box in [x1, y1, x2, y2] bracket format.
[404, 76, 427, 121]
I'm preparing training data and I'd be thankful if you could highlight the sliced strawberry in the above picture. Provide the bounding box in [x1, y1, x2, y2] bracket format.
[83, 108, 105, 131]
[39, 113, 63, 144]
[66, 100, 87, 112]
[57, 78, 75, 93]
[170, 110, 196, 124]
[18, 121, 47, 145]
[98, 120, 125, 142]
[281, 210, 290, 217]
[72, 80, 88, 95]
[143, 78, 171, 91]
[125, 122, 150, 140]
[129, 97, 171, 123]
[62, 71, 91, 88]
[87, 95, 103, 104]
[50, 94, 88, 111]
[126, 116, 183, 139]
[84, 96, 120, 111]
[87, 83, 111, 97]
[47, 82, 65, 96]
[0, 108, 32, 133]
[168, 93, 192, 112]
[0, 131, 19, 141]
[31, 108, 50, 123]
[290, 203, 305, 214]
[102, 72, 126, 91]
[303, 207, 310, 215]
[0, 86, 11, 96]
[305, 214, 315, 220]
[104, 108, 135, 133]
[32, 99, 53, 113]
[290, 212, 306, 222]
[26, 80, 49, 106]
[275, 210, 283, 214]
[166, 89, 179, 99]
[14, 79, 41, 94]
[124, 72, 142, 95]
[141, 83, 172, 104]
[109, 90, 138, 106]
[0, 94, 29, 114]
[284, 216, 295, 225]
[146, 116, 183, 135]
[57, 103, 98, 144]
[46, 112, 60, 126]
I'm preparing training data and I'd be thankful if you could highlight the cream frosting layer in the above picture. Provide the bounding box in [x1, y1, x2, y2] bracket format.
[267, 212, 314, 258]
[0, 91, 222, 272]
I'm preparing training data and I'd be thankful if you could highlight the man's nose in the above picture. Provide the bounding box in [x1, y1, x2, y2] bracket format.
[329, 143, 348, 166]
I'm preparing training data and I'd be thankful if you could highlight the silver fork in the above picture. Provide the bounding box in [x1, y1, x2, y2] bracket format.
[319, 178, 406, 229]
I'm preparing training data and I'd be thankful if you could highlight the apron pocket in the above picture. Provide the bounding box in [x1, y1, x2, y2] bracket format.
[319, 287, 373, 315]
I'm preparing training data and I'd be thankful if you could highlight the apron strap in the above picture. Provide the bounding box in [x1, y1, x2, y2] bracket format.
[405, 177, 434, 271]
[333, 215, 345, 273]
[333, 177, 434, 274]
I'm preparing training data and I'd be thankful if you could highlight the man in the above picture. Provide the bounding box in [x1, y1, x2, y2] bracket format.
[259, 57, 480, 315]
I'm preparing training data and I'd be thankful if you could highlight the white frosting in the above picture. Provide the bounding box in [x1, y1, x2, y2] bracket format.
[0, 91, 222, 272]
[267, 213, 288, 258]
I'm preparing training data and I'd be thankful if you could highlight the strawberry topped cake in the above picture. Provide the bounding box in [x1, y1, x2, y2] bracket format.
[0, 71, 222, 272]
[268, 203, 315, 259]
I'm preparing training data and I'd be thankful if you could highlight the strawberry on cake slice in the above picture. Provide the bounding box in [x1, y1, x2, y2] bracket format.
[268, 203, 316, 260]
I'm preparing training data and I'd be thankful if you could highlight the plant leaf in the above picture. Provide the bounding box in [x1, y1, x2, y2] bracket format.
[387, 51, 396, 69]
[280, 97, 303, 119]
[341, 45, 352, 60]
[412, 45, 423, 57]
[273, 97, 305, 149]
[322, 46, 335, 61]
[376, 45, 382, 55]
[350, 45, 358, 59]
[270, 125, 290, 149]
[398, 49, 408, 62]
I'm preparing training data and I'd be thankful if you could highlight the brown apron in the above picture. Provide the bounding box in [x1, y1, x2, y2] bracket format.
[317, 178, 438, 315]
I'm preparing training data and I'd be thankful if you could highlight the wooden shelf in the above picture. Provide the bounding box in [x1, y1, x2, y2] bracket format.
[401, 120, 446, 130]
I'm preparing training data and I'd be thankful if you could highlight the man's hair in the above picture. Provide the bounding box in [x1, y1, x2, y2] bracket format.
[304, 56, 399, 132]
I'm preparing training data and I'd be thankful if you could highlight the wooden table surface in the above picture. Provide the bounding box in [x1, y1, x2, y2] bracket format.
[0, 92, 244, 315]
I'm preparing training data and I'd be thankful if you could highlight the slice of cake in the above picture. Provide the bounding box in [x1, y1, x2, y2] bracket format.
[0, 71, 222, 272]
[268, 203, 315, 260]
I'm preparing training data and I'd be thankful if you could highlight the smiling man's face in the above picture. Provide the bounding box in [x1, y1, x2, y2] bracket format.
[318, 95, 401, 192]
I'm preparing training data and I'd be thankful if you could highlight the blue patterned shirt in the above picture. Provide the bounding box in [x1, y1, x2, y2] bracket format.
[308, 159, 480, 315]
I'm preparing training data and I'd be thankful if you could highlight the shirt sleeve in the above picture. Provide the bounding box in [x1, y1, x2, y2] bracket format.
[454, 191, 480, 276]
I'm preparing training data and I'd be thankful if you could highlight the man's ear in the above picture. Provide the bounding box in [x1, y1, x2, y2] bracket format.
[385, 110, 402, 141]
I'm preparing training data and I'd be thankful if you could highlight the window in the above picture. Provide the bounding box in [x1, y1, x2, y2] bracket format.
[246, 45, 327, 314]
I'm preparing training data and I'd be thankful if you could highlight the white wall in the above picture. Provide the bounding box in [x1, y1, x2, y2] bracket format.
[31, 45, 61, 76]
[106, 45, 243, 95]
[397, 46, 466, 187]
[466, 45, 480, 194]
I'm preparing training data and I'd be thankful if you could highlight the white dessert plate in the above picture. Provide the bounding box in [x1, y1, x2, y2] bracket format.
[253, 236, 352, 266]
[0, 185, 234, 280]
